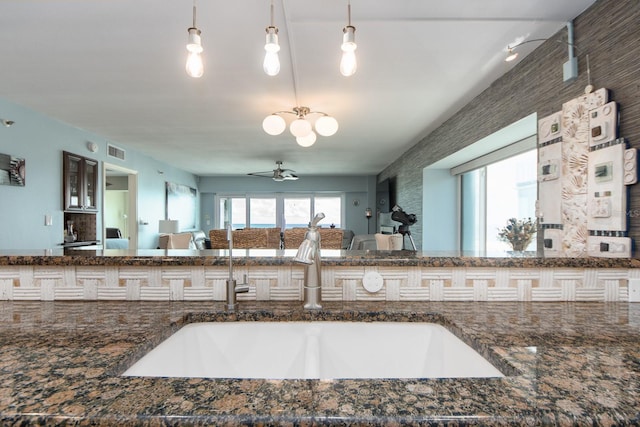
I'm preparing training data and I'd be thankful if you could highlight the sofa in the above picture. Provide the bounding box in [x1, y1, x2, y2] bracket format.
[209, 228, 281, 249]
[208, 227, 350, 250]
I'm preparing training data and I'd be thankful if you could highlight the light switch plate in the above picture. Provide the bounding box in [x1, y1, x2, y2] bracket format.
[629, 279, 640, 302]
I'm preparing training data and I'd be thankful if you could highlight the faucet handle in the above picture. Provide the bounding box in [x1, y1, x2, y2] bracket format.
[235, 275, 250, 293]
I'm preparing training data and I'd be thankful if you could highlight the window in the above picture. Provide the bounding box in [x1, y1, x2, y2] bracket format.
[216, 194, 343, 229]
[314, 196, 341, 228]
[459, 148, 537, 253]
[249, 197, 276, 228]
[218, 197, 247, 229]
[283, 197, 311, 228]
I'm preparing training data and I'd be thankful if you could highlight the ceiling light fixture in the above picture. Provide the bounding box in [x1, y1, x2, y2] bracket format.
[505, 38, 547, 62]
[1, 119, 15, 128]
[505, 22, 581, 83]
[340, 0, 357, 77]
[185, 0, 204, 78]
[262, 107, 338, 147]
[263, 0, 281, 76]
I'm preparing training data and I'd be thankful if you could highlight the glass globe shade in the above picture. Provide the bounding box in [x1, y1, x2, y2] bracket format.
[315, 116, 339, 136]
[296, 131, 317, 147]
[290, 118, 312, 138]
[262, 115, 286, 135]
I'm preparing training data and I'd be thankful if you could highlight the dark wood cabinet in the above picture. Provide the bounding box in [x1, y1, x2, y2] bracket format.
[63, 151, 98, 212]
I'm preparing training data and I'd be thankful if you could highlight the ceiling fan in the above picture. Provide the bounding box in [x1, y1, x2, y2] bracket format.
[248, 161, 299, 182]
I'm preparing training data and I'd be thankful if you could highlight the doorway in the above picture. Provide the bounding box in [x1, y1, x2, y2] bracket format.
[103, 163, 138, 249]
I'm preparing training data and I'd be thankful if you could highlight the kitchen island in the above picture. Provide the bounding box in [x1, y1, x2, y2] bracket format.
[0, 249, 637, 303]
[0, 300, 638, 426]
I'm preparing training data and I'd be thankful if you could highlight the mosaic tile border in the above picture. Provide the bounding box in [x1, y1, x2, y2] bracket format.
[0, 265, 635, 302]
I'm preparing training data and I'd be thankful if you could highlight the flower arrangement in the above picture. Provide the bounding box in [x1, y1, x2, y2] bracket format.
[497, 217, 537, 251]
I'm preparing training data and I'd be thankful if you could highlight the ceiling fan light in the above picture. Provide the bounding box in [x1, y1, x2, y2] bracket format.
[262, 114, 286, 135]
[296, 131, 317, 147]
[315, 116, 339, 136]
[290, 118, 312, 138]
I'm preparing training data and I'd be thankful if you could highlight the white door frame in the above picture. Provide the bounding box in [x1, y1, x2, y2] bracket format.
[103, 162, 138, 249]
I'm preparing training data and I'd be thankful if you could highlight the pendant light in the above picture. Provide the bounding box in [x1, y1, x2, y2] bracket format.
[263, 107, 338, 147]
[263, 0, 281, 76]
[340, 0, 357, 77]
[186, 0, 204, 78]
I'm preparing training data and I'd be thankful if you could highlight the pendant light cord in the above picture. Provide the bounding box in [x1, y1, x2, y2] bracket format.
[270, 0, 275, 27]
[192, 0, 197, 28]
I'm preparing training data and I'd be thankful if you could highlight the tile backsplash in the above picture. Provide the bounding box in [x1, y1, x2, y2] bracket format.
[0, 265, 634, 302]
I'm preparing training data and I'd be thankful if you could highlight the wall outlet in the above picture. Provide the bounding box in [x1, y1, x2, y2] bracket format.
[629, 279, 640, 302]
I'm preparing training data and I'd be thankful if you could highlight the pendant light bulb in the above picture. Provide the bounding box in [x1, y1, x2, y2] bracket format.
[186, 51, 204, 78]
[340, 49, 357, 77]
[263, 1, 281, 76]
[340, 26, 357, 76]
[340, 1, 357, 77]
[264, 52, 280, 76]
[263, 27, 281, 76]
[186, 2, 204, 78]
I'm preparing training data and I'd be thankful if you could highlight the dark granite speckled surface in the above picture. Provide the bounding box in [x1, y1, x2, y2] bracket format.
[1, 249, 639, 268]
[0, 301, 638, 426]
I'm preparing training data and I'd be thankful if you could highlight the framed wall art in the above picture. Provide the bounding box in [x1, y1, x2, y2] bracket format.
[165, 181, 197, 230]
[0, 153, 25, 186]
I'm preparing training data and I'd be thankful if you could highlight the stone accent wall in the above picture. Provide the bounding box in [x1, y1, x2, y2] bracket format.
[379, 0, 640, 250]
[0, 264, 635, 302]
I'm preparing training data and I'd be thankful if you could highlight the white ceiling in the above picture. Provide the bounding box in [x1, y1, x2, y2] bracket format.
[0, 0, 596, 177]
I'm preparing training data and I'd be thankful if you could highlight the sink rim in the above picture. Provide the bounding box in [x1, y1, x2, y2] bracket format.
[120, 315, 519, 379]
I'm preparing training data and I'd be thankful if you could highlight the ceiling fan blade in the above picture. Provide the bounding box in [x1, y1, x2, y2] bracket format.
[248, 161, 299, 181]
[247, 170, 274, 178]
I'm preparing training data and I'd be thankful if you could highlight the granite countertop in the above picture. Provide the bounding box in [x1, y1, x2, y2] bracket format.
[1, 301, 638, 426]
[1, 249, 639, 268]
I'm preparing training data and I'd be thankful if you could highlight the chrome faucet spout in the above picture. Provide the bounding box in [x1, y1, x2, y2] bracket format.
[293, 213, 325, 310]
[226, 225, 249, 311]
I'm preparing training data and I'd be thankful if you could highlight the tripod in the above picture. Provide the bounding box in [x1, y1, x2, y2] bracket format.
[398, 225, 417, 251]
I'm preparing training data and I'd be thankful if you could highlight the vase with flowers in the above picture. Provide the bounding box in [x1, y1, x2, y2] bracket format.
[497, 217, 537, 252]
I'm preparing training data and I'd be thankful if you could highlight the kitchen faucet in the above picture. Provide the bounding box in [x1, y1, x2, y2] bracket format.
[226, 224, 250, 311]
[293, 213, 325, 310]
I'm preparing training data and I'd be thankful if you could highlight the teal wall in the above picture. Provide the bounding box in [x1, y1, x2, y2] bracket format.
[0, 97, 198, 250]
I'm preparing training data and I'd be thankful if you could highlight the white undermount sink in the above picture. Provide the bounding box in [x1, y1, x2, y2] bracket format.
[123, 321, 504, 380]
